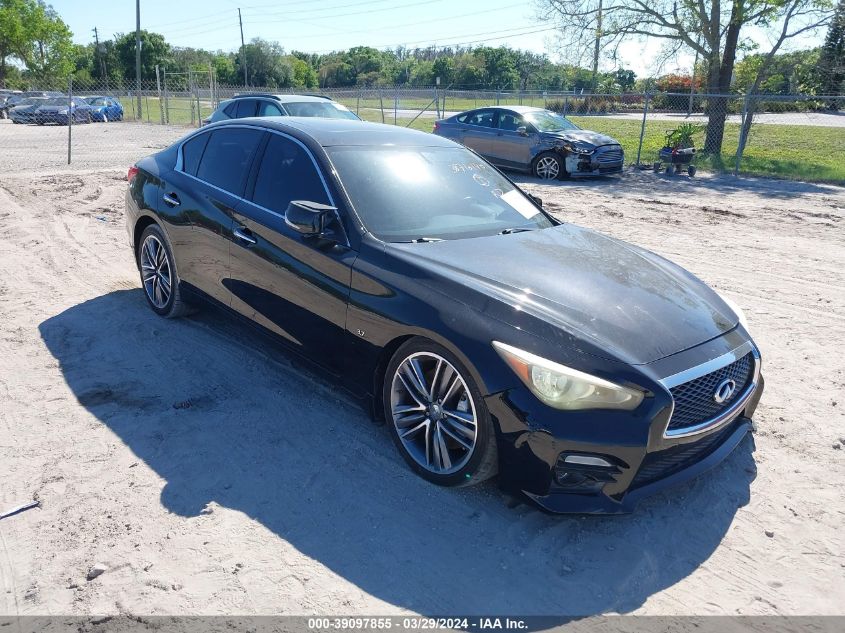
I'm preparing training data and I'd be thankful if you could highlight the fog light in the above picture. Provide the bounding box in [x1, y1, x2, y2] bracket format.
[563, 454, 613, 467]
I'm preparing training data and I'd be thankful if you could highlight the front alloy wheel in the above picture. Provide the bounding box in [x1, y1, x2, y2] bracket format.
[385, 340, 497, 486]
[533, 152, 562, 180]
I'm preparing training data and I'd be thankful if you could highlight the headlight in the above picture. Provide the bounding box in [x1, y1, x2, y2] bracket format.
[562, 141, 594, 155]
[718, 292, 750, 331]
[58, 109, 68, 115]
[492, 342, 644, 411]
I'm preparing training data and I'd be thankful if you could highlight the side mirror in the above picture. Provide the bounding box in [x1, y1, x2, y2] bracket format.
[284, 200, 337, 238]
[516, 126, 529, 136]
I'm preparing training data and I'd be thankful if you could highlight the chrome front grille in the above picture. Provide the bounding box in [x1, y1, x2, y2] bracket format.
[596, 146, 623, 163]
[667, 352, 755, 433]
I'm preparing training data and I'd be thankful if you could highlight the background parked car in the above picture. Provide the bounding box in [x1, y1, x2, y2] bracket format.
[2, 91, 61, 119]
[0, 89, 22, 119]
[84, 96, 124, 122]
[434, 106, 624, 180]
[35, 97, 94, 125]
[202, 93, 360, 125]
[9, 97, 50, 124]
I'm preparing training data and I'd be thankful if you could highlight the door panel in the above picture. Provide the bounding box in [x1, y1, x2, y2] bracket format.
[165, 126, 264, 305]
[161, 170, 240, 305]
[227, 133, 355, 375]
[488, 112, 535, 168]
[459, 109, 497, 157]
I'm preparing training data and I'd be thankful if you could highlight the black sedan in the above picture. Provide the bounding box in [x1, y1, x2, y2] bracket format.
[434, 106, 624, 179]
[125, 117, 763, 513]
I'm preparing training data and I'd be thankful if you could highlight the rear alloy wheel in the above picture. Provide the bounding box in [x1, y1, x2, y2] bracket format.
[385, 340, 497, 487]
[137, 224, 192, 318]
[533, 152, 563, 180]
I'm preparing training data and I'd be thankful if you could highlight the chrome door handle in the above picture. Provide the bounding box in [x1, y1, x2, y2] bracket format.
[234, 226, 257, 245]
[162, 192, 180, 207]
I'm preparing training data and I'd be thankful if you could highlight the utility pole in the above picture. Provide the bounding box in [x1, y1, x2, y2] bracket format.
[238, 8, 248, 88]
[590, 0, 603, 93]
[135, 0, 142, 119]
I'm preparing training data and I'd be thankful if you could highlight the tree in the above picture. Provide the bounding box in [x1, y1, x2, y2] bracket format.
[239, 38, 292, 88]
[115, 30, 170, 81]
[539, 0, 835, 152]
[818, 0, 845, 97]
[0, 0, 74, 86]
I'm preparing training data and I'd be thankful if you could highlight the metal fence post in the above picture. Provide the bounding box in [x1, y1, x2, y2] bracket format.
[378, 87, 385, 123]
[356, 89, 360, 116]
[67, 76, 73, 165]
[394, 85, 398, 125]
[734, 94, 751, 176]
[163, 68, 170, 124]
[155, 65, 164, 124]
[635, 92, 650, 167]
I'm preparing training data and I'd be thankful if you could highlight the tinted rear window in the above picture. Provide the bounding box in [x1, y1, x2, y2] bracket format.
[234, 99, 257, 118]
[196, 128, 264, 195]
[281, 101, 359, 120]
[181, 133, 210, 177]
[252, 135, 330, 214]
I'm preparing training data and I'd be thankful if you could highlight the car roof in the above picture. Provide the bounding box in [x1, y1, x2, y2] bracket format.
[471, 105, 547, 114]
[213, 117, 456, 148]
[232, 94, 333, 104]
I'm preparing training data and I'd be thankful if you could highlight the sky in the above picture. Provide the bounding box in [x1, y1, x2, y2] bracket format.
[48, 0, 825, 79]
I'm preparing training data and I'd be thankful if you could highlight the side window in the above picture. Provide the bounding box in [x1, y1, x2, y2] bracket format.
[465, 110, 495, 128]
[455, 113, 468, 123]
[234, 99, 257, 118]
[181, 132, 211, 177]
[252, 134, 329, 215]
[497, 112, 523, 131]
[196, 128, 264, 195]
[257, 101, 283, 116]
[223, 102, 238, 117]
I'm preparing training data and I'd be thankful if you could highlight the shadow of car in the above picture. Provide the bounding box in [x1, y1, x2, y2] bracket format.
[38, 288, 756, 616]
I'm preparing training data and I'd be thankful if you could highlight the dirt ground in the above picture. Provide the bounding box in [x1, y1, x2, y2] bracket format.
[0, 120, 843, 618]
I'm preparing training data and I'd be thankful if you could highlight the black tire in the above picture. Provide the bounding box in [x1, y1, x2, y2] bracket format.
[688, 165, 697, 177]
[532, 151, 564, 180]
[137, 224, 193, 318]
[383, 337, 498, 487]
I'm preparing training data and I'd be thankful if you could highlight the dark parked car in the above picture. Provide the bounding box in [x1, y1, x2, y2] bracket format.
[8, 97, 49, 124]
[84, 95, 124, 122]
[434, 105, 624, 180]
[35, 97, 93, 125]
[0, 89, 22, 119]
[202, 93, 360, 126]
[125, 118, 763, 514]
[3, 90, 64, 118]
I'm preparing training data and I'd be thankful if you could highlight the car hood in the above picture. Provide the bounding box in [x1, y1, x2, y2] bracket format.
[12, 105, 41, 112]
[543, 129, 619, 147]
[36, 106, 68, 112]
[389, 224, 736, 365]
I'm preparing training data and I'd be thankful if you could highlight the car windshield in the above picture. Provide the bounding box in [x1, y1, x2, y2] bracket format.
[43, 98, 68, 106]
[18, 97, 46, 106]
[328, 146, 554, 242]
[284, 101, 359, 120]
[524, 110, 580, 132]
[87, 97, 108, 106]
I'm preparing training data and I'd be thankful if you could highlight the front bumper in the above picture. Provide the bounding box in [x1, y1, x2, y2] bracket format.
[487, 333, 764, 514]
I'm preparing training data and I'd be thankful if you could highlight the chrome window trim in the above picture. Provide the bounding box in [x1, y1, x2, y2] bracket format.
[173, 124, 349, 247]
[659, 340, 761, 439]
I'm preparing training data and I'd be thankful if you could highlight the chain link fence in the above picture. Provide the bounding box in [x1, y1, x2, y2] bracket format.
[1, 78, 843, 183]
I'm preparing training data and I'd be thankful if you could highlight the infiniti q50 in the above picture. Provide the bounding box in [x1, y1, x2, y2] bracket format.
[125, 117, 763, 513]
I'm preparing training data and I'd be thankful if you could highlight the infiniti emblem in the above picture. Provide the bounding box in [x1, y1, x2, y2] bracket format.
[713, 379, 737, 404]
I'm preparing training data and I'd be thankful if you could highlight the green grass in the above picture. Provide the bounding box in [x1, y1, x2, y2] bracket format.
[566, 116, 845, 183]
[124, 94, 845, 183]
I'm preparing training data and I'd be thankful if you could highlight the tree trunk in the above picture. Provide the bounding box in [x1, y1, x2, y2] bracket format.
[704, 0, 743, 155]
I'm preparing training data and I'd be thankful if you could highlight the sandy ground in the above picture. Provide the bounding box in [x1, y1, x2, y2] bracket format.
[0, 120, 843, 618]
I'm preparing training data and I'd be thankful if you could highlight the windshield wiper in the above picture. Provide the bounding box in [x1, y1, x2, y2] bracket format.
[404, 237, 444, 243]
[498, 227, 535, 235]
